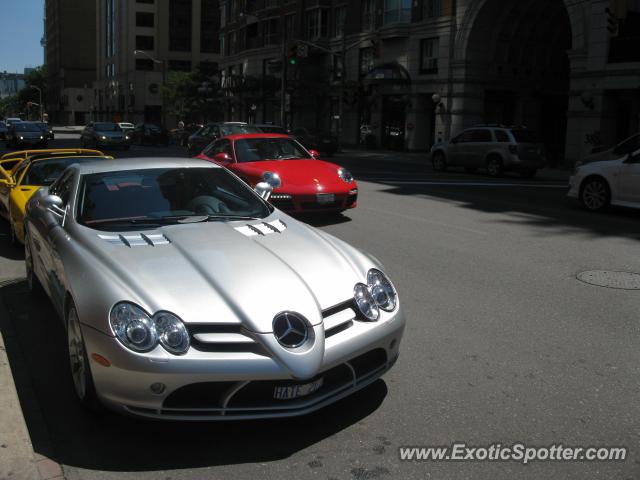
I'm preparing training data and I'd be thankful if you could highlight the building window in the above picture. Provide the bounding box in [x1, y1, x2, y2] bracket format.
[136, 58, 155, 71]
[169, 0, 192, 52]
[333, 5, 346, 38]
[136, 12, 154, 27]
[169, 60, 192, 72]
[201, 0, 217, 53]
[284, 13, 296, 40]
[228, 30, 237, 55]
[362, 0, 375, 32]
[359, 47, 374, 76]
[220, 4, 226, 27]
[220, 33, 226, 55]
[420, 37, 438, 73]
[424, 0, 442, 18]
[384, 0, 411, 25]
[136, 35, 155, 50]
[306, 8, 328, 40]
[105, 0, 117, 57]
[263, 18, 279, 45]
[332, 55, 344, 81]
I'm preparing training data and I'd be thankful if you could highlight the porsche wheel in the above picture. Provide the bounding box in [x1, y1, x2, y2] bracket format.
[67, 303, 101, 411]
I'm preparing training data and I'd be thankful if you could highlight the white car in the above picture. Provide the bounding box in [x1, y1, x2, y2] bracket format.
[568, 148, 640, 211]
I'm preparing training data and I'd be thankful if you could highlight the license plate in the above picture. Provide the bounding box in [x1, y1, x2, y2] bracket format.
[317, 193, 335, 204]
[274, 378, 324, 400]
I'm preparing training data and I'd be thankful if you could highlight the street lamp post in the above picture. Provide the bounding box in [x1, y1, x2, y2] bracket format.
[133, 50, 167, 125]
[30, 86, 43, 121]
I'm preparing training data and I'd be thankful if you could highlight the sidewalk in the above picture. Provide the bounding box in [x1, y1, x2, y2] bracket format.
[0, 281, 64, 480]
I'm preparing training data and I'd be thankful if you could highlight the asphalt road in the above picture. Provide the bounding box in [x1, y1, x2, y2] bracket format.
[1, 137, 640, 479]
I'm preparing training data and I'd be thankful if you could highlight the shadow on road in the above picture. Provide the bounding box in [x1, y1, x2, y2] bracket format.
[0, 222, 25, 261]
[292, 212, 353, 227]
[371, 182, 640, 241]
[0, 280, 387, 472]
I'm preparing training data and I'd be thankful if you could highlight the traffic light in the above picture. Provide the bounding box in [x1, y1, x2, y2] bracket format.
[287, 44, 298, 66]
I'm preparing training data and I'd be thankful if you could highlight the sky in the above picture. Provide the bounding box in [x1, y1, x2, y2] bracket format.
[0, 0, 44, 73]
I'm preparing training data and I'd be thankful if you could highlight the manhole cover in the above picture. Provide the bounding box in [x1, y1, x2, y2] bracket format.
[577, 271, 640, 290]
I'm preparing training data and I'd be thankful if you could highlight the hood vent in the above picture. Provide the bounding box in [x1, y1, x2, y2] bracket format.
[98, 233, 170, 247]
[234, 219, 287, 237]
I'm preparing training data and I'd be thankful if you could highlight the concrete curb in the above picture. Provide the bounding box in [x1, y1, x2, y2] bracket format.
[0, 281, 64, 480]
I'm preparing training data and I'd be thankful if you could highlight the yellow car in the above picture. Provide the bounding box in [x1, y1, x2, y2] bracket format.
[0, 148, 105, 177]
[0, 151, 111, 244]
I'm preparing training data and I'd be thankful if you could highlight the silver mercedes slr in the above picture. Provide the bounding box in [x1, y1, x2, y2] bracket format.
[24, 158, 405, 420]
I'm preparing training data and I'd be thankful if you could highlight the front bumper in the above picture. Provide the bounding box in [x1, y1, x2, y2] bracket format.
[270, 190, 358, 213]
[82, 303, 405, 420]
[97, 137, 129, 147]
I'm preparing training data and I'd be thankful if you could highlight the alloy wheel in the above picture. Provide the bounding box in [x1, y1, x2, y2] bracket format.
[581, 179, 608, 211]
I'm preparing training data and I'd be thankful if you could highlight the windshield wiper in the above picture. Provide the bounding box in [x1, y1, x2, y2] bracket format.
[157, 214, 262, 223]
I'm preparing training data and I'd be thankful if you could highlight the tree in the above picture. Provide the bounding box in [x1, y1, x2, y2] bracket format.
[0, 95, 21, 118]
[17, 66, 47, 120]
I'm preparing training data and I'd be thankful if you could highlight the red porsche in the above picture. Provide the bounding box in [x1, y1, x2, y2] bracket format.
[194, 133, 358, 213]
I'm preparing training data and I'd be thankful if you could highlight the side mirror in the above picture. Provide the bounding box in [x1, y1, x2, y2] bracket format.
[308, 149, 320, 159]
[42, 194, 66, 223]
[254, 182, 273, 201]
[213, 152, 231, 164]
[262, 171, 282, 189]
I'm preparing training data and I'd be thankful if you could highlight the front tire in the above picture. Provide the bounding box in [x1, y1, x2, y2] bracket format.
[580, 177, 610, 212]
[486, 156, 504, 177]
[67, 303, 102, 411]
[432, 152, 447, 171]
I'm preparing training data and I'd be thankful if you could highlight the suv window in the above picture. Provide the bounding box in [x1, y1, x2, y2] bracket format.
[471, 129, 492, 142]
[510, 129, 538, 143]
[455, 130, 476, 143]
[494, 130, 510, 142]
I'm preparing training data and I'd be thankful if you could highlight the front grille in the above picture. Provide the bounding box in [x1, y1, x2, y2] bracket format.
[159, 348, 389, 413]
[187, 324, 268, 355]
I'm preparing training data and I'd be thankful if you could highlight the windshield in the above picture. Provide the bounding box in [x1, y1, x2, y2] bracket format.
[14, 123, 41, 132]
[23, 156, 107, 186]
[510, 129, 539, 143]
[235, 137, 312, 162]
[219, 124, 261, 136]
[77, 167, 271, 229]
[94, 122, 122, 132]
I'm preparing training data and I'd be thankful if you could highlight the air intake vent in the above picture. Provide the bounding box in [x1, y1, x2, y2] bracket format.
[98, 233, 170, 247]
[234, 219, 287, 237]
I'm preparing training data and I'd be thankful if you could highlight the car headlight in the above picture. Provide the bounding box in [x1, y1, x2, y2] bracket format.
[19, 136, 24, 140]
[367, 269, 397, 312]
[101, 135, 107, 140]
[125, 135, 130, 140]
[109, 302, 191, 354]
[338, 168, 354, 183]
[354, 283, 380, 321]
[110, 302, 158, 352]
[573, 161, 583, 176]
[154, 312, 190, 355]
[40, 135, 44, 139]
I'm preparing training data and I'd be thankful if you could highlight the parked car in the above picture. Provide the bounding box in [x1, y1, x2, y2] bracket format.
[118, 122, 135, 134]
[254, 124, 288, 135]
[196, 133, 358, 213]
[23, 157, 404, 419]
[5, 122, 48, 149]
[33, 121, 54, 140]
[187, 122, 261, 156]
[430, 125, 546, 178]
[0, 151, 110, 243]
[131, 123, 170, 146]
[81, 122, 130, 149]
[0, 121, 7, 140]
[290, 127, 338, 156]
[173, 123, 203, 147]
[581, 133, 640, 166]
[568, 146, 640, 211]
